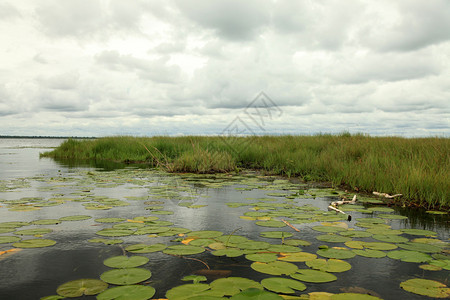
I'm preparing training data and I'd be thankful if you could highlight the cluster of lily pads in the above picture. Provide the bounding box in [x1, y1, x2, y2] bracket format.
[0, 169, 449, 299]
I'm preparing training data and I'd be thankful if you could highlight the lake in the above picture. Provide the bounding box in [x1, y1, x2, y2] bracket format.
[0, 138, 448, 299]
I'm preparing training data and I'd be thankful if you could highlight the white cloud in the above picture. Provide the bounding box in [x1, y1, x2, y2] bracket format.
[0, 0, 448, 137]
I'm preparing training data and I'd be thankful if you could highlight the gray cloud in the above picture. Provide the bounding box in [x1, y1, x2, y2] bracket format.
[174, 0, 271, 40]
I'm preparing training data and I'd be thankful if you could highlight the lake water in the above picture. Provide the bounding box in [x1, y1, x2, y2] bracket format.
[0, 138, 448, 300]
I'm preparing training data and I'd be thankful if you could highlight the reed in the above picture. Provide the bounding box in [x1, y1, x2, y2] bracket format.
[41, 134, 449, 209]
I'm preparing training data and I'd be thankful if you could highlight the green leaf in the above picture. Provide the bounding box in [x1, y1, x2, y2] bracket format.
[13, 238, 56, 248]
[125, 243, 167, 253]
[278, 252, 317, 262]
[291, 269, 337, 283]
[245, 253, 278, 263]
[103, 256, 149, 268]
[210, 277, 263, 296]
[316, 234, 352, 243]
[261, 277, 306, 294]
[96, 228, 135, 237]
[100, 268, 151, 285]
[14, 228, 53, 235]
[97, 285, 156, 300]
[95, 218, 126, 223]
[163, 245, 205, 255]
[165, 283, 214, 300]
[260, 231, 293, 239]
[306, 258, 352, 272]
[59, 215, 92, 221]
[387, 250, 432, 263]
[229, 288, 283, 300]
[182, 275, 207, 284]
[401, 229, 437, 236]
[255, 220, 286, 228]
[211, 248, 245, 257]
[352, 249, 386, 258]
[400, 278, 450, 298]
[397, 242, 442, 253]
[371, 235, 408, 243]
[363, 242, 397, 251]
[238, 241, 271, 250]
[0, 236, 21, 243]
[316, 248, 356, 259]
[283, 239, 311, 246]
[250, 261, 298, 276]
[187, 230, 224, 239]
[56, 279, 108, 297]
[31, 219, 61, 225]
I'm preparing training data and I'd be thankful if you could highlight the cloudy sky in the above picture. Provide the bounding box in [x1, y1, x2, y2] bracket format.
[1, 0, 449, 137]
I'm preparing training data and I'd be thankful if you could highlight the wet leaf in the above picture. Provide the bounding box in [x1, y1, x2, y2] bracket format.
[278, 252, 317, 262]
[103, 255, 149, 268]
[291, 269, 337, 283]
[100, 268, 151, 285]
[97, 285, 156, 300]
[13, 239, 56, 248]
[163, 245, 205, 255]
[255, 220, 287, 228]
[261, 277, 306, 294]
[306, 259, 352, 272]
[400, 278, 450, 298]
[387, 250, 432, 263]
[352, 249, 386, 258]
[125, 243, 167, 253]
[316, 248, 356, 259]
[316, 234, 352, 243]
[56, 279, 108, 297]
[210, 277, 263, 296]
[251, 261, 298, 276]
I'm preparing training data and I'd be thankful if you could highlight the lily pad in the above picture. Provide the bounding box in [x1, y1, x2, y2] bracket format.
[387, 250, 432, 263]
[283, 239, 311, 247]
[400, 278, 450, 298]
[260, 231, 293, 239]
[14, 228, 53, 236]
[210, 277, 263, 296]
[401, 229, 437, 236]
[317, 248, 356, 259]
[163, 245, 205, 255]
[363, 242, 397, 251]
[59, 215, 92, 221]
[331, 293, 382, 299]
[100, 268, 151, 285]
[397, 242, 442, 253]
[316, 234, 352, 243]
[211, 248, 245, 257]
[229, 288, 283, 300]
[125, 243, 167, 253]
[31, 219, 61, 225]
[239, 241, 271, 250]
[165, 283, 214, 300]
[245, 253, 278, 263]
[56, 279, 108, 297]
[13, 239, 56, 248]
[306, 259, 352, 272]
[312, 226, 347, 233]
[103, 256, 149, 268]
[261, 277, 306, 294]
[278, 252, 317, 262]
[95, 218, 127, 223]
[255, 220, 286, 228]
[339, 231, 372, 238]
[291, 269, 337, 283]
[251, 261, 298, 276]
[97, 285, 156, 300]
[352, 249, 386, 258]
[372, 235, 408, 243]
[0, 236, 21, 243]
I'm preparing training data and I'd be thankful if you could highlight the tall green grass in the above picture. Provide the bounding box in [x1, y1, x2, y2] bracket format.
[41, 134, 449, 209]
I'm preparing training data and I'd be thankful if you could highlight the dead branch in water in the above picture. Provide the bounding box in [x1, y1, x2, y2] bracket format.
[373, 191, 403, 199]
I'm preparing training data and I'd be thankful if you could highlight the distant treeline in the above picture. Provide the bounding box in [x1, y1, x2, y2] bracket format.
[0, 135, 97, 139]
[41, 134, 449, 209]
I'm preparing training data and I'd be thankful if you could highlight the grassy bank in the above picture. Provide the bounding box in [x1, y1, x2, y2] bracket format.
[41, 135, 449, 209]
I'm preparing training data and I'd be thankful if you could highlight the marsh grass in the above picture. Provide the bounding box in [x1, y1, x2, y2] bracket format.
[41, 135, 449, 209]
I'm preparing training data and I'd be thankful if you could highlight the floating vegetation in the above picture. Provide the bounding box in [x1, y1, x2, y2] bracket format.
[56, 279, 108, 298]
[400, 278, 450, 298]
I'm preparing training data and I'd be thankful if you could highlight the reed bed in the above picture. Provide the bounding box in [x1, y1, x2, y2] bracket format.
[41, 134, 449, 209]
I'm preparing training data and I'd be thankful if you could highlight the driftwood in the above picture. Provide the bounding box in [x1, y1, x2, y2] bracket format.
[281, 219, 301, 232]
[373, 192, 402, 199]
[328, 195, 357, 221]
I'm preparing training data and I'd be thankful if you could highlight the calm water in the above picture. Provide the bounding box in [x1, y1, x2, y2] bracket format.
[0, 138, 448, 300]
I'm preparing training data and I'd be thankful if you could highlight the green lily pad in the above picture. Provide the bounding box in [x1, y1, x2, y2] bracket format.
[14, 228, 53, 236]
[211, 248, 245, 257]
[387, 250, 432, 263]
[113, 223, 145, 230]
[163, 245, 205, 255]
[239, 241, 271, 250]
[316, 234, 352, 243]
[419, 264, 443, 271]
[189, 238, 217, 247]
[366, 228, 402, 235]
[187, 231, 223, 239]
[378, 214, 408, 220]
[158, 227, 191, 236]
[133, 216, 159, 222]
[97, 285, 156, 300]
[165, 283, 214, 300]
[255, 220, 286, 228]
[0, 236, 21, 243]
[283, 239, 311, 246]
[363, 242, 397, 251]
[401, 229, 437, 236]
[352, 249, 386, 258]
[13, 239, 56, 248]
[149, 210, 173, 215]
[251, 261, 298, 276]
[245, 253, 278, 263]
[215, 235, 249, 244]
[100, 268, 151, 285]
[397, 242, 442, 253]
[103, 256, 149, 268]
[372, 235, 408, 243]
[229, 288, 283, 300]
[95, 218, 126, 223]
[210, 277, 263, 296]
[430, 259, 450, 270]
[291, 269, 337, 283]
[339, 231, 373, 238]
[400, 278, 450, 298]
[56, 279, 108, 297]
[316, 248, 356, 259]
[59, 215, 92, 221]
[261, 277, 306, 294]
[367, 207, 394, 213]
[134, 226, 170, 235]
[182, 275, 207, 284]
[306, 258, 352, 272]
[278, 252, 317, 262]
[260, 231, 293, 239]
[312, 226, 347, 233]
[96, 229, 135, 237]
[125, 243, 167, 253]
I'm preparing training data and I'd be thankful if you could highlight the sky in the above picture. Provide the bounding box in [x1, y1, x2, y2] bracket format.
[0, 0, 449, 137]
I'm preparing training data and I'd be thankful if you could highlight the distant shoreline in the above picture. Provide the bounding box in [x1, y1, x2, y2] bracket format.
[0, 135, 97, 139]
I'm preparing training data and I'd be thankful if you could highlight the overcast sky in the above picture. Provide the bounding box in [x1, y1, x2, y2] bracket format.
[1, 0, 449, 137]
